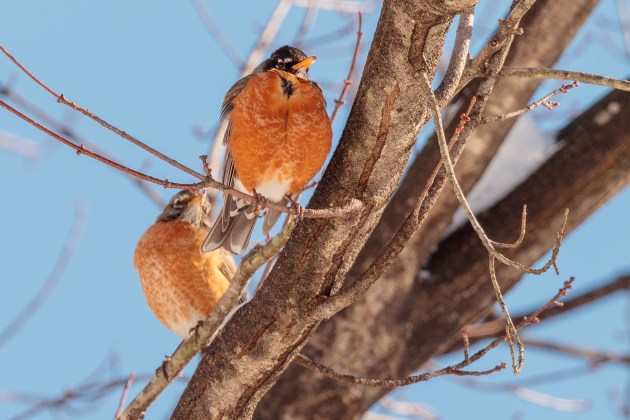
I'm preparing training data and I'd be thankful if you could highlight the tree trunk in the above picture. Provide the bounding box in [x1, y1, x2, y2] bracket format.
[172, 0, 477, 417]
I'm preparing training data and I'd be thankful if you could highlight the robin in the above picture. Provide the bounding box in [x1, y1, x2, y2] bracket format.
[134, 189, 238, 337]
[202, 45, 333, 254]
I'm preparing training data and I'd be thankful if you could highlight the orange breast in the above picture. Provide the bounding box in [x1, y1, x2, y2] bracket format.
[133, 220, 234, 337]
[227, 70, 332, 195]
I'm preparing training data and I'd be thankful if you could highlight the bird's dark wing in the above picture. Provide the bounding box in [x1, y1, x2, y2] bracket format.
[202, 74, 258, 254]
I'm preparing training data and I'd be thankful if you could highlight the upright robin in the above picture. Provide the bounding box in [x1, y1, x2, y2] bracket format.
[134, 190, 238, 337]
[202, 45, 333, 254]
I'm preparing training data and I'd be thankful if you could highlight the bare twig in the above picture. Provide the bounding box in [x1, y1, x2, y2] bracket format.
[434, 7, 474, 106]
[191, 0, 244, 68]
[491, 204, 527, 249]
[499, 67, 630, 92]
[379, 397, 438, 420]
[310, 20, 526, 323]
[481, 82, 579, 124]
[330, 11, 363, 124]
[242, 0, 293, 74]
[301, 21, 356, 49]
[309, 98, 477, 321]
[0, 203, 87, 349]
[1, 84, 164, 207]
[446, 275, 630, 355]
[119, 223, 295, 419]
[114, 374, 136, 419]
[292, 0, 377, 12]
[295, 353, 506, 388]
[0, 97, 362, 219]
[423, 70, 569, 374]
[461, 0, 535, 85]
[0, 129, 44, 159]
[293, 0, 319, 48]
[0, 44, 205, 181]
[5, 373, 155, 420]
[301, 278, 575, 388]
[524, 339, 630, 365]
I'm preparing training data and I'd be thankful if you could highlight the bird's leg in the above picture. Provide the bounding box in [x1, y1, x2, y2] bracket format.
[287, 195, 304, 224]
[252, 188, 267, 217]
[189, 320, 205, 341]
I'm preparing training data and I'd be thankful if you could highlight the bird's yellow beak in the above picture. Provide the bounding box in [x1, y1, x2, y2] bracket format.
[291, 56, 316, 70]
[189, 195, 201, 206]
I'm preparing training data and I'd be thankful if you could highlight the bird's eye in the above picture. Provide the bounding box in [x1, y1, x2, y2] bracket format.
[276, 61, 286, 70]
[172, 198, 185, 209]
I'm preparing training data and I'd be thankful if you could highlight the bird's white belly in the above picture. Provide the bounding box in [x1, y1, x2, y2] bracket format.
[234, 174, 290, 202]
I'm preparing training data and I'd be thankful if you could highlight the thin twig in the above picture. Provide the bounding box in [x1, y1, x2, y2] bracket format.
[446, 275, 630, 355]
[491, 204, 527, 249]
[330, 11, 363, 124]
[300, 21, 356, 49]
[6, 373, 156, 420]
[0, 203, 87, 349]
[309, 98, 477, 321]
[461, 329, 470, 360]
[481, 82, 579, 123]
[242, 0, 293, 74]
[423, 70, 569, 374]
[191, 0, 244, 68]
[499, 67, 630, 92]
[119, 223, 296, 419]
[0, 97, 362, 219]
[461, 0, 535, 86]
[0, 129, 43, 159]
[0, 98, 199, 188]
[294, 353, 506, 388]
[114, 373, 136, 419]
[311, 21, 522, 323]
[292, 0, 376, 12]
[1, 85, 164, 208]
[0, 44, 205, 181]
[524, 339, 630, 365]
[300, 278, 575, 388]
[293, 0, 319, 48]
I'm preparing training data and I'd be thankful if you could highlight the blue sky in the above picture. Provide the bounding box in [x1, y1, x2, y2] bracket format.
[1, 1, 629, 419]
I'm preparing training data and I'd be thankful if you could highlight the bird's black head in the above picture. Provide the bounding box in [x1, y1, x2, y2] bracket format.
[157, 189, 211, 227]
[256, 45, 316, 79]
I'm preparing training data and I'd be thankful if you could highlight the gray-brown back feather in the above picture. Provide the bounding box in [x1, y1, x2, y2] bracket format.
[202, 74, 260, 255]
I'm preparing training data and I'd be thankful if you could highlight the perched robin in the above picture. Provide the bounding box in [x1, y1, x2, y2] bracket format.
[134, 190, 238, 337]
[202, 45, 333, 254]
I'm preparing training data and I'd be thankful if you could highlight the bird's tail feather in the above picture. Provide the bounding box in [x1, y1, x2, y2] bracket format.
[202, 196, 257, 255]
[262, 196, 289, 235]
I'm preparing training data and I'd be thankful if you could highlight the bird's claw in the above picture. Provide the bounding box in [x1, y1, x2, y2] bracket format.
[252, 190, 267, 217]
[288, 198, 304, 224]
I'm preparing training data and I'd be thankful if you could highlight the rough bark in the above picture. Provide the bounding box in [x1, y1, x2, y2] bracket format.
[258, 1, 600, 418]
[172, 0, 478, 417]
[259, 84, 630, 418]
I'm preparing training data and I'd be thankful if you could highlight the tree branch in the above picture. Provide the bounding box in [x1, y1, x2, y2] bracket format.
[434, 7, 474, 106]
[0, 44, 206, 181]
[330, 11, 363, 124]
[500, 67, 630, 91]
